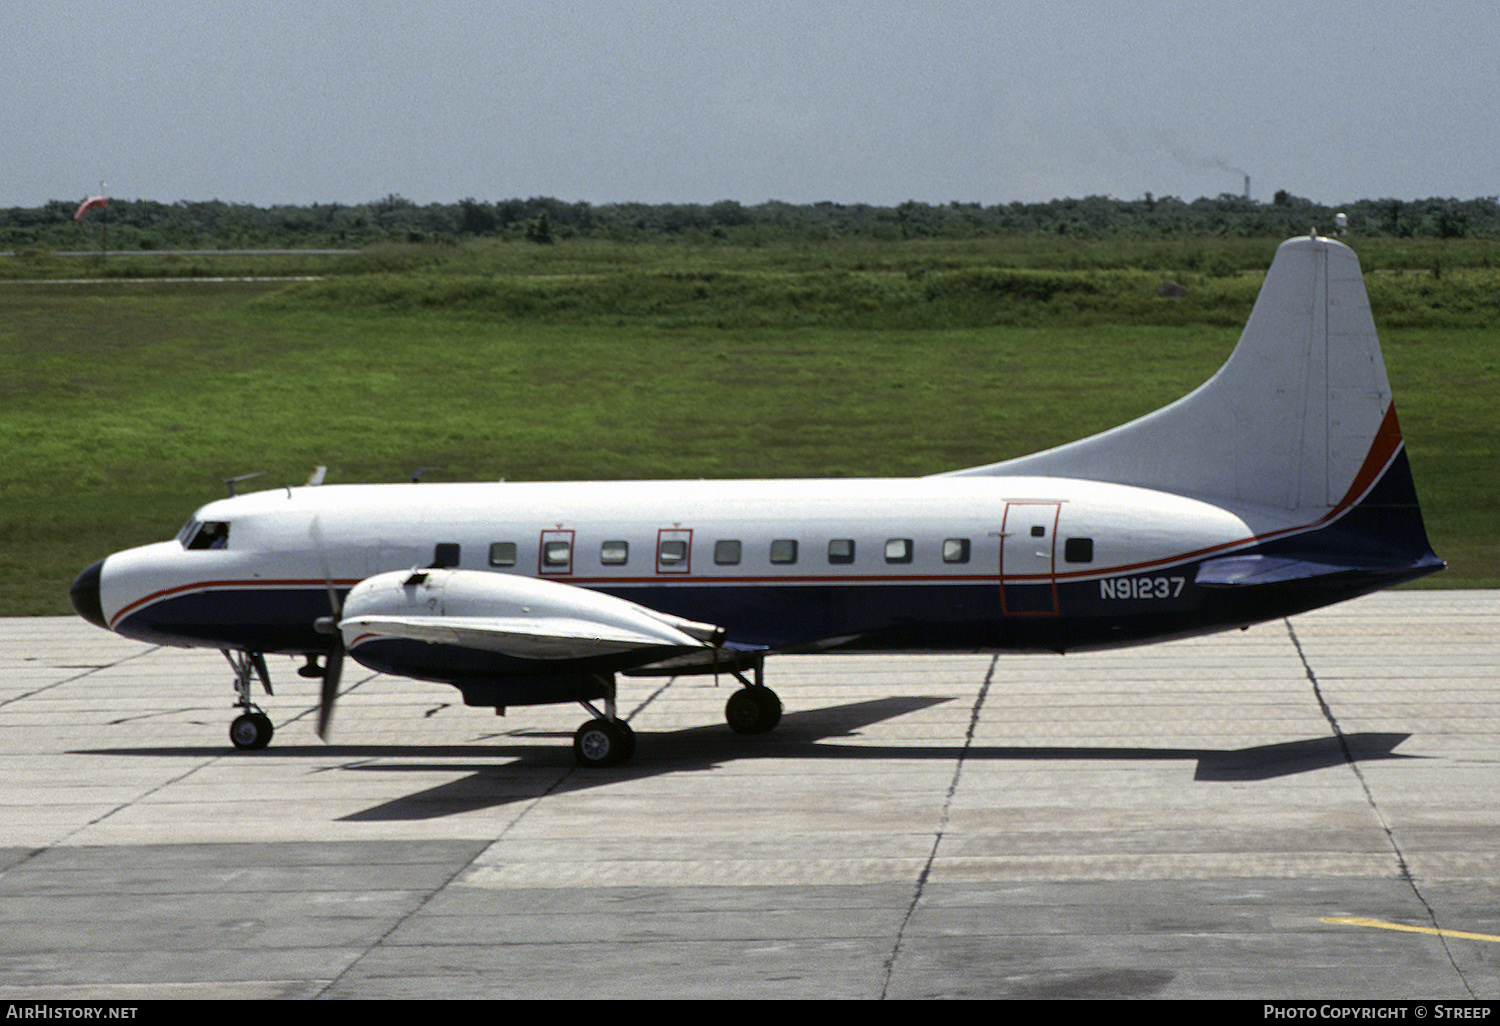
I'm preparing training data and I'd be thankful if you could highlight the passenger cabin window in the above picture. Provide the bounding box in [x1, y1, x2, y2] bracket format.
[432, 543, 460, 568]
[943, 538, 970, 564]
[601, 541, 629, 565]
[1064, 537, 1094, 563]
[1031, 525, 1046, 538]
[539, 530, 574, 574]
[827, 539, 855, 564]
[657, 530, 692, 573]
[884, 538, 913, 564]
[770, 539, 798, 565]
[714, 540, 742, 565]
[489, 542, 517, 567]
[185, 521, 230, 550]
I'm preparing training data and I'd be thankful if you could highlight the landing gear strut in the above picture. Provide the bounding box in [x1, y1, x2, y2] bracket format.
[573, 675, 635, 768]
[573, 715, 636, 767]
[724, 657, 780, 735]
[224, 649, 275, 750]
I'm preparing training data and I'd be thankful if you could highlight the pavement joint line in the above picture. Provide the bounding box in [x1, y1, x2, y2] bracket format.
[309, 776, 574, 998]
[0, 643, 163, 710]
[275, 669, 382, 733]
[1287, 618, 1476, 999]
[15, 738, 228, 868]
[880, 652, 998, 1000]
[307, 680, 646, 998]
[0, 647, 206, 864]
[622, 675, 678, 723]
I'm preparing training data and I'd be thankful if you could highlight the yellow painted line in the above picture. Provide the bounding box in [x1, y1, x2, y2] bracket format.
[1321, 916, 1500, 944]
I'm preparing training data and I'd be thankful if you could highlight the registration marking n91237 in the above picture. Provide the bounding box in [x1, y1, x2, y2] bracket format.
[1100, 576, 1186, 600]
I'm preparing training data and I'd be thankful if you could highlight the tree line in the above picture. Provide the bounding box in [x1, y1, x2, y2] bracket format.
[4, 192, 1498, 250]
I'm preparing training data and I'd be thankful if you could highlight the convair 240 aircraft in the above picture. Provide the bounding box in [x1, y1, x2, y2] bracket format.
[70, 234, 1444, 766]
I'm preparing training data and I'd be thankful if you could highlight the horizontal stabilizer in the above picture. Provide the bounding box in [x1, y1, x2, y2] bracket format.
[1196, 554, 1375, 588]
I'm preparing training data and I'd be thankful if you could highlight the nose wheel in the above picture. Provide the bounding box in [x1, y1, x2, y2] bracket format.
[230, 712, 274, 750]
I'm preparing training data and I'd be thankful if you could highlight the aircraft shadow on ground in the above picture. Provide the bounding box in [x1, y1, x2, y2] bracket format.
[73, 696, 1418, 822]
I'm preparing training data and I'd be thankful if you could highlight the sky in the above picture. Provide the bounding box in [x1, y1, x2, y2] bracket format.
[4, 0, 1497, 209]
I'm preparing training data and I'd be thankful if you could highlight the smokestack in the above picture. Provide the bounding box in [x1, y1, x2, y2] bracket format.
[1244, 175, 1251, 201]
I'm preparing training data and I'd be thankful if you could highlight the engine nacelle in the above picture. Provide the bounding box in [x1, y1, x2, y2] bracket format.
[336, 569, 724, 697]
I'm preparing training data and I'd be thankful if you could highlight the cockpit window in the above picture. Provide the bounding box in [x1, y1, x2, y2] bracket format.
[184, 521, 231, 550]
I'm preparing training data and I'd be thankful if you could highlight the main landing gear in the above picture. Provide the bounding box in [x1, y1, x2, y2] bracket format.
[573, 711, 636, 768]
[724, 659, 781, 735]
[573, 674, 636, 768]
[570, 658, 783, 768]
[224, 649, 275, 750]
[216, 654, 784, 765]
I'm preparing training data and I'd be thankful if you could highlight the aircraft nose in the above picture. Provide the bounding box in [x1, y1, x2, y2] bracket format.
[70, 560, 108, 629]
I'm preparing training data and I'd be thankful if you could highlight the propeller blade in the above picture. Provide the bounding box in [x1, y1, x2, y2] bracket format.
[317, 639, 344, 740]
[310, 515, 341, 616]
[309, 513, 346, 740]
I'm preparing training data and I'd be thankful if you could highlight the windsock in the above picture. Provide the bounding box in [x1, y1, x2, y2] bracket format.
[73, 195, 110, 220]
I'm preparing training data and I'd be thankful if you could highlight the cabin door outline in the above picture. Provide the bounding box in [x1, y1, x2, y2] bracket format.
[1000, 501, 1061, 616]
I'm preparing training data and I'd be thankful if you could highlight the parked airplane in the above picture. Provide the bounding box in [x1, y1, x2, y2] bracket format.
[69, 233, 1443, 766]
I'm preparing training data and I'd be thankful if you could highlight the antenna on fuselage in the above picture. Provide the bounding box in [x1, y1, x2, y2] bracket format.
[305, 465, 327, 486]
[410, 466, 441, 483]
[224, 471, 266, 497]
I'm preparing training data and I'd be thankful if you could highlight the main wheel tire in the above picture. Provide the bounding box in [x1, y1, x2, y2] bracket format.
[726, 687, 782, 735]
[573, 718, 635, 767]
[230, 712, 273, 750]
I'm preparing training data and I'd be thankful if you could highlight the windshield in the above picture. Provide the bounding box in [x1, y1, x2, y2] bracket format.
[181, 521, 231, 550]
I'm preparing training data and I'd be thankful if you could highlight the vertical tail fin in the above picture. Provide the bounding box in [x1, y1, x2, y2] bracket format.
[944, 234, 1394, 515]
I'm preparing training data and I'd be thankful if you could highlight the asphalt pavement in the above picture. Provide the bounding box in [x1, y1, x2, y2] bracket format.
[1, 591, 1495, 999]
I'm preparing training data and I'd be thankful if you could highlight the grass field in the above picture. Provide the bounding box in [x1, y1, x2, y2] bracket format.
[2, 237, 1494, 615]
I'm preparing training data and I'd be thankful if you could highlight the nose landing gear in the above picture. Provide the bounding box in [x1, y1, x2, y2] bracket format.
[224, 649, 275, 750]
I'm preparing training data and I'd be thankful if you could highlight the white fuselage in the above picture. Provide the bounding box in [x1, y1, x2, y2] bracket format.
[98, 474, 1312, 655]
